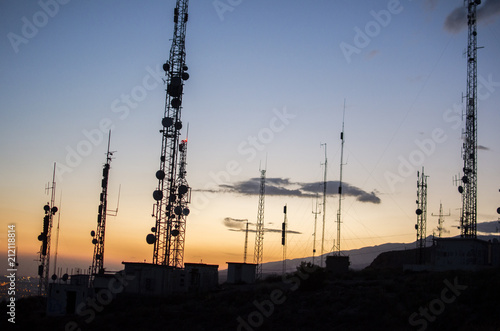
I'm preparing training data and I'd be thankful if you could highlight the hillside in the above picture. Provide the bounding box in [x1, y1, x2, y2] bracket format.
[2, 267, 499, 330]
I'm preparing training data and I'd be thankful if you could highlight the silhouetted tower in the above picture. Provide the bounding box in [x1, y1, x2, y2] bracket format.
[37, 163, 58, 296]
[253, 168, 266, 279]
[415, 168, 428, 264]
[148, 0, 191, 266]
[459, 0, 480, 239]
[282, 204, 287, 274]
[90, 132, 115, 282]
[320, 143, 327, 267]
[432, 202, 450, 238]
[334, 102, 346, 256]
[170, 138, 191, 268]
[312, 194, 321, 265]
[51, 192, 62, 282]
[243, 220, 249, 263]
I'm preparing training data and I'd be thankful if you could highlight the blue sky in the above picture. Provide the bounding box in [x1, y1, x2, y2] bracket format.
[1, 0, 500, 275]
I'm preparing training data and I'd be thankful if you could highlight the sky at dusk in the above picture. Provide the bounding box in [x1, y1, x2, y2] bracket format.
[1, 0, 500, 277]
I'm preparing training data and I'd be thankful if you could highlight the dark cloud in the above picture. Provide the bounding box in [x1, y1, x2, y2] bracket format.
[444, 0, 500, 34]
[301, 181, 381, 204]
[228, 227, 302, 235]
[477, 220, 500, 234]
[209, 178, 381, 204]
[223, 217, 301, 234]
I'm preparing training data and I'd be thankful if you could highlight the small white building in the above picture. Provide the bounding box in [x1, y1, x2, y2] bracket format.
[432, 237, 500, 270]
[226, 262, 257, 284]
[46, 274, 90, 316]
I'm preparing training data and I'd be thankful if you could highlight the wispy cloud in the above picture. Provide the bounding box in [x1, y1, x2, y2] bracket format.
[210, 178, 381, 204]
[478, 145, 490, 151]
[223, 217, 301, 234]
[477, 220, 500, 234]
[444, 0, 500, 34]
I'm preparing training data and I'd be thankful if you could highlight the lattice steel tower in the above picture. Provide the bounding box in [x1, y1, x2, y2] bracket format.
[415, 168, 428, 264]
[37, 163, 58, 296]
[459, 0, 480, 239]
[147, 0, 191, 267]
[90, 132, 114, 281]
[253, 168, 266, 279]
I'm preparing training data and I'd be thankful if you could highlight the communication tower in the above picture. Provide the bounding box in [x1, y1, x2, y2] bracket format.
[431, 202, 450, 238]
[334, 101, 346, 256]
[320, 143, 327, 267]
[243, 220, 249, 263]
[415, 167, 428, 264]
[311, 194, 321, 265]
[37, 163, 58, 296]
[148, 0, 191, 267]
[90, 131, 116, 283]
[282, 205, 287, 274]
[458, 0, 480, 239]
[253, 167, 266, 279]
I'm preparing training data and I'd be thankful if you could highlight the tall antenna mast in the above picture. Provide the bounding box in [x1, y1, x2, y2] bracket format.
[335, 100, 346, 256]
[243, 220, 249, 263]
[253, 166, 266, 279]
[415, 167, 428, 264]
[148, 0, 191, 267]
[282, 204, 287, 275]
[37, 163, 58, 296]
[90, 131, 115, 283]
[432, 202, 450, 238]
[312, 194, 321, 265]
[320, 143, 327, 267]
[458, 0, 480, 239]
[51, 192, 62, 281]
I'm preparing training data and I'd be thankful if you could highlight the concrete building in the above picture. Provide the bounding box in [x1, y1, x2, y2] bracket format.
[325, 255, 350, 275]
[226, 262, 257, 284]
[46, 274, 90, 316]
[121, 262, 219, 296]
[432, 237, 500, 270]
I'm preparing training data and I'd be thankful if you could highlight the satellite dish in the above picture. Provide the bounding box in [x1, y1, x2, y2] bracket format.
[51, 274, 57, 281]
[153, 190, 163, 201]
[91, 230, 95, 237]
[156, 170, 165, 180]
[92, 238, 98, 245]
[163, 62, 170, 72]
[497, 207, 500, 214]
[44, 205, 50, 212]
[416, 209, 422, 215]
[151, 227, 156, 232]
[51, 206, 58, 214]
[462, 176, 469, 184]
[178, 185, 188, 195]
[62, 274, 69, 282]
[182, 72, 189, 80]
[38, 234, 44, 241]
[174, 206, 183, 215]
[146, 233, 156, 245]
[162, 117, 174, 128]
[171, 229, 180, 237]
[174, 121, 183, 130]
[458, 186, 464, 194]
[183, 208, 190, 216]
[171, 98, 181, 109]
